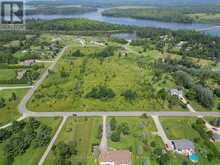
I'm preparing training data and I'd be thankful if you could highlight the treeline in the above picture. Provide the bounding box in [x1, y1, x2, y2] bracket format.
[103, 8, 194, 23]
[0, 118, 53, 165]
[26, 18, 128, 31]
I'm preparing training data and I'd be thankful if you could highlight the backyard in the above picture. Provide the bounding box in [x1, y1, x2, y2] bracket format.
[160, 117, 220, 165]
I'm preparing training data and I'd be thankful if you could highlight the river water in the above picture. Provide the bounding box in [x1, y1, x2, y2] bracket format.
[27, 9, 220, 37]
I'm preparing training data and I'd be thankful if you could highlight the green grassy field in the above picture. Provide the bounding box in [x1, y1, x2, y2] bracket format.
[44, 117, 101, 165]
[27, 41, 185, 112]
[0, 117, 61, 165]
[0, 89, 27, 126]
[160, 117, 220, 165]
[0, 69, 17, 82]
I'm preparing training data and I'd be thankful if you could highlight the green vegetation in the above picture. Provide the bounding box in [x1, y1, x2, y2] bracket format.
[27, 18, 127, 31]
[189, 13, 220, 24]
[0, 117, 61, 165]
[103, 8, 194, 23]
[161, 117, 220, 164]
[0, 32, 62, 65]
[44, 117, 101, 165]
[208, 117, 220, 127]
[108, 117, 164, 165]
[26, 6, 97, 15]
[102, 5, 220, 24]
[0, 89, 27, 126]
[154, 56, 220, 111]
[28, 41, 185, 112]
[192, 118, 220, 160]
[134, 29, 220, 111]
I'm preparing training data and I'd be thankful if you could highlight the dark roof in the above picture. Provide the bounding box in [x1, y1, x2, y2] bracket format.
[212, 133, 220, 141]
[172, 139, 194, 150]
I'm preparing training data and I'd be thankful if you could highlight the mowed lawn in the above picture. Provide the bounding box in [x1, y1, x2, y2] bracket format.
[0, 69, 17, 82]
[107, 117, 164, 165]
[160, 117, 220, 165]
[0, 117, 61, 165]
[0, 89, 27, 126]
[28, 43, 185, 112]
[44, 117, 101, 165]
[160, 117, 199, 139]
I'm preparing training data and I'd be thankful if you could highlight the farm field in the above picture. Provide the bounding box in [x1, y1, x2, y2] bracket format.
[44, 117, 101, 165]
[160, 117, 220, 165]
[27, 40, 186, 112]
[0, 117, 61, 165]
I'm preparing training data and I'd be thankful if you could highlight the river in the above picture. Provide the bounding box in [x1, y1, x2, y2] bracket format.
[27, 8, 220, 37]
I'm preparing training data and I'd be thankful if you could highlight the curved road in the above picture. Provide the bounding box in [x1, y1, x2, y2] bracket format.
[18, 46, 68, 114]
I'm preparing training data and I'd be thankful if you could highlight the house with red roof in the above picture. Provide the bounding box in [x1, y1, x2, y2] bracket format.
[99, 150, 132, 165]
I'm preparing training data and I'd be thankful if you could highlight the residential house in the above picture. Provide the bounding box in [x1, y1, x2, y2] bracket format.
[21, 59, 36, 66]
[212, 133, 220, 142]
[171, 139, 194, 156]
[170, 89, 187, 104]
[99, 150, 132, 165]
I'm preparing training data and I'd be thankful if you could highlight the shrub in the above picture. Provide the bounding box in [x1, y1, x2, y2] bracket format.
[85, 86, 115, 100]
[110, 131, 121, 142]
[122, 89, 137, 101]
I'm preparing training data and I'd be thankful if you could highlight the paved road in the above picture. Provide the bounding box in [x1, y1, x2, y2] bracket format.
[99, 116, 108, 153]
[22, 111, 220, 118]
[36, 60, 54, 63]
[0, 86, 34, 91]
[38, 116, 68, 165]
[18, 46, 68, 114]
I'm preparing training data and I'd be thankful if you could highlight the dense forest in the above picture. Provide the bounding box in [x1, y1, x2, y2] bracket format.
[26, 18, 128, 31]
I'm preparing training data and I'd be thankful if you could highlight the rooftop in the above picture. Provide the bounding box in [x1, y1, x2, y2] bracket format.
[172, 139, 194, 150]
[212, 133, 220, 141]
[99, 150, 132, 165]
